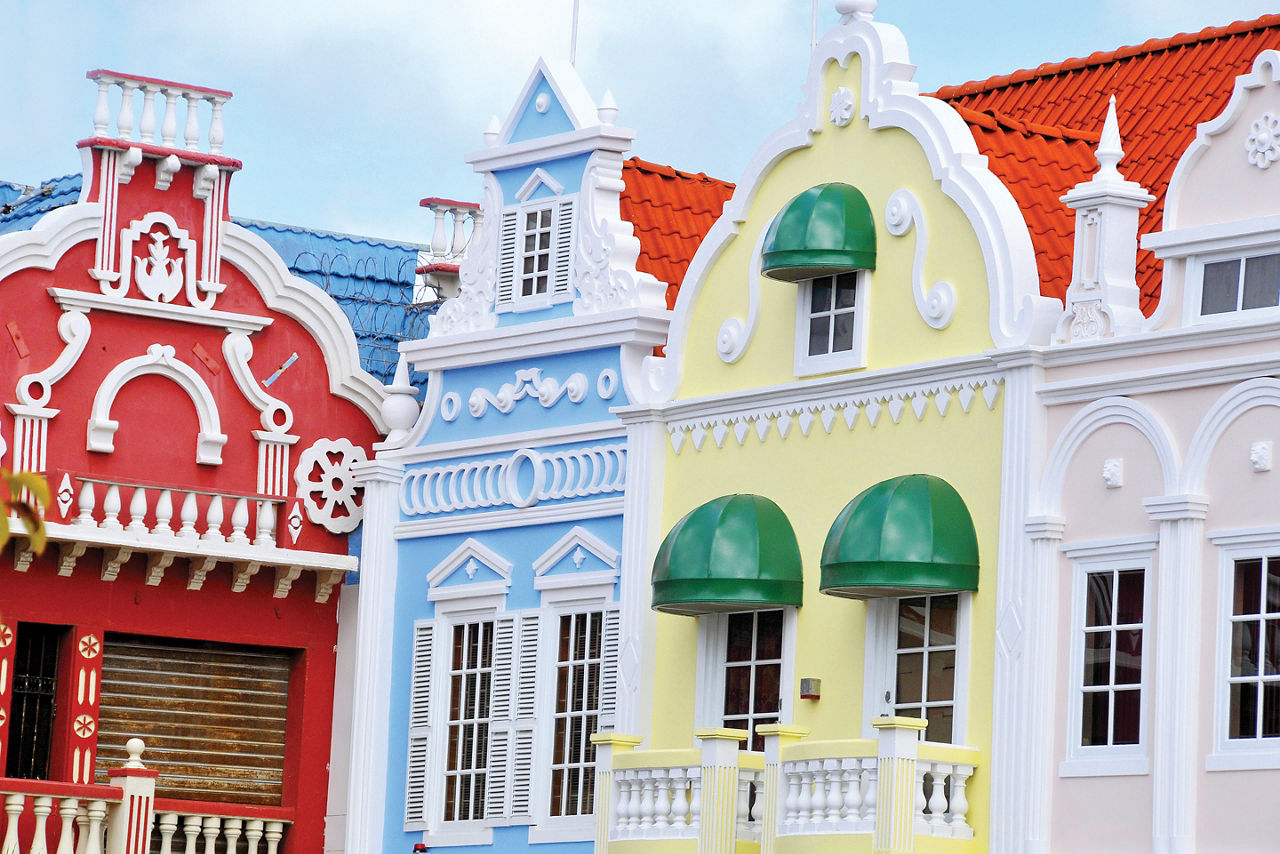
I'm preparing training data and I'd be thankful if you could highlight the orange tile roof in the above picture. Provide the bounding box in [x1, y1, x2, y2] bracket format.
[933, 14, 1280, 314]
[621, 157, 736, 310]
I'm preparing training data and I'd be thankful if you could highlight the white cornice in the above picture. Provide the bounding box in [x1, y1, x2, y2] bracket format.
[402, 308, 670, 371]
[382, 420, 623, 465]
[49, 288, 273, 332]
[466, 125, 635, 173]
[394, 497, 623, 539]
[0, 203, 102, 280]
[1037, 352, 1280, 406]
[1142, 214, 1280, 258]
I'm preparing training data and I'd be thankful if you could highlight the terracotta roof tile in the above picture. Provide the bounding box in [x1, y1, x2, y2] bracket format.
[934, 14, 1280, 313]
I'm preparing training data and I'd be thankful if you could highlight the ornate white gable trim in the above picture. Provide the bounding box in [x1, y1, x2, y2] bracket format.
[426, 537, 514, 602]
[533, 525, 620, 577]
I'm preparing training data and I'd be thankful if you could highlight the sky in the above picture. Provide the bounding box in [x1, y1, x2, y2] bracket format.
[4, 1, 1277, 246]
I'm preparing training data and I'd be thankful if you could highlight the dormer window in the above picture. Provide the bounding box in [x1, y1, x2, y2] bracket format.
[760, 183, 876, 375]
[1200, 251, 1280, 315]
[496, 171, 576, 313]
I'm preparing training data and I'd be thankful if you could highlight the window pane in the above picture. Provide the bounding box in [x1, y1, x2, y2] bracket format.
[898, 599, 927, 648]
[925, 705, 953, 744]
[1231, 682, 1259, 739]
[1242, 254, 1280, 310]
[524, 233, 537, 253]
[808, 316, 831, 357]
[1116, 570, 1144, 624]
[526, 211, 538, 229]
[724, 665, 751, 716]
[929, 595, 958, 645]
[1267, 619, 1280, 676]
[538, 231, 551, 251]
[834, 273, 857, 307]
[810, 278, 832, 313]
[1113, 689, 1140, 745]
[754, 663, 781, 714]
[1235, 559, 1263, 615]
[1086, 572, 1112, 627]
[539, 209, 551, 227]
[1268, 558, 1280, 614]
[452, 625, 464, 668]
[1081, 691, 1109, 746]
[756, 610, 783, 658]
[1084, 631, 1111, 686]
[897, 652, 923, 703]
[1114, 629, 1142, 684]
[726, 613, 754, 662]
[1202, 259, 1241, 314]
[927, 649, 955, 702]
[1265, 683, 1280, 738]
[1232, 620, 1261, 677]
[523, 255, 536, 275]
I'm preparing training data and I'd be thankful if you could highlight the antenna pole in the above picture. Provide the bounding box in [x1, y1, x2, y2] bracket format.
[812, 0, 818, 47]
[571, 0, 581, 66]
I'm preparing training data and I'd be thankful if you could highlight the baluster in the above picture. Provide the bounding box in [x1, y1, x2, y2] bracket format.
[652, 770, 671, 829]
[823, 759, 843, 824]
[202, 496, 224, 541]
[224, 818, 243, 853]
[670, 769, 689, 828]
[126, 487, 149, 534]
[82, 801, 106, 854]
[29, 796, 52, 854]
[927, 765, 950, 830]
[100, 484, 122, 530]
[842, 759, 862, 822]
[201, 816, 220, 854]
[687, 771, 702, 829]
[809, 761, 827, 823]
[244, 819, 263, 854]
[177, 492, 199, 539]
[637, 770, 655, 831]
[783, 763, 800, 829]
[254, 501, 276, 547]
[796, 765, 813, 824]
[209, 97, 226, 154]
[450, 209, 468, 257]
[153, 489, 174, 535]
[92, 78, 111, 136]
[263, 821, 283, 854]
[735, 772, 751, 831]
[2, 793, 24, 854]
[863, 762, 878, 826]
[139, 86, 157, 143]
[229, 497, 250, 543]
[161, 89, 179, 147]
[73, 805, 86, 854]
[949, 766, 972, 832]
[182, 815, 201, 854]
[116, 82, 137, 140]
[183, 95, 201, 151]
[156, 813, 178, 854]
[914, 764, 928, 828]
[430, 207, 449, 256]
[76, 481, 96, 526]
[612, 772, 631, 835]
[54, 798, 77, 854]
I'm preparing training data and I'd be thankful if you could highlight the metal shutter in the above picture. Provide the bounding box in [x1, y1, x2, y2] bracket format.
[95, 634, 290, 806]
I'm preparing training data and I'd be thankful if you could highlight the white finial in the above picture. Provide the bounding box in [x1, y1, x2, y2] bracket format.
[381, 354, 421, 445]
[1096, 95, 1124, 178]
[835, 0, 876, 20]
[124, 738, 147, 768]
[483, 115, 501, 148]
[598, 89, 618, 125]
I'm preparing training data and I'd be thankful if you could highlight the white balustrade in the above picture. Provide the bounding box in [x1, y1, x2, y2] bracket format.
[736, 766, 764, 842]
[778, 755, 876, 835]
[88, 71, 231, 156]
[69, 477, 282, 549]
[153, 811, 288, 854]
[610, 766, 701, 840]
[420, 198, 481, 263]
[914, 757, 974, 840]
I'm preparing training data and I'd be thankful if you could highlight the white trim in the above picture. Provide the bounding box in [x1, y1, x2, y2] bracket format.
[223, 332, 294, 433]
[694, 607, 797, 734]
[1180, 240, 1280, 329]
[532, 525, 620, 575]
[1059, 539, 1155, 778]
[48, 287, 271, 332]
[395, 497, 624, 539]
[426, 537, 514, 589]
[516, 168, 564, 201]
[1037, 351, 1280, 405]
[381, 420, 623, 465]
[1185, 378, 1280, 494]
[1143, 215, 1280, 259]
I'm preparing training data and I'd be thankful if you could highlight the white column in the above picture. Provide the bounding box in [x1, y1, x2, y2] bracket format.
[695, 729, 747, 854]
[871, 717, 928, 854]
[1144, 494, 1209, 854]
[758, 724, 809, 854]
[338, 459, 404, 854]
[590, 733, 642, 853]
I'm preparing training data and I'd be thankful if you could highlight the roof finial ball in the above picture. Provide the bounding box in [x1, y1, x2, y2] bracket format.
[835, 0, 876, 21]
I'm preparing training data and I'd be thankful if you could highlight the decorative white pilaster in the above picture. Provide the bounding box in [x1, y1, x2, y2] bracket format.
[871, 717, 927, 854]
[694, 729, 747, 854]
[1053, 96, 1155, 344]
[339, 459, 404, 854]
[758, 724, 809, 854]
[590, 732, 642, 853]
[1144, 494, 1209, 853]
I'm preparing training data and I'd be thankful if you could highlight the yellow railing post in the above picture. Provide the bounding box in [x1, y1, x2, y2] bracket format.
[694, 728, 748, 854]
[871, 717, 927, 854]
[591, 732, 643, 854]
[756, 724, 809, 854]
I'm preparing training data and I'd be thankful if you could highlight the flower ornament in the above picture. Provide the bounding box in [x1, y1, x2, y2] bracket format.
[1246, 112, 1280, 170]
[294, 438, 368, 534]
[829, 86, 856, 128]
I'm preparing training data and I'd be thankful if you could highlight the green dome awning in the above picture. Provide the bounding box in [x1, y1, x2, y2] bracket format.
[820, 475, 979, 599]
[652, 494, 803, 616]
[761, 183, 876, 282]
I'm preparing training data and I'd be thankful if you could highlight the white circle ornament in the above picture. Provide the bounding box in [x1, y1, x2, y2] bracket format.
[829, 87, 856, 127]
[1247, 112, 1280, 170]
[294, 438, 368, 534]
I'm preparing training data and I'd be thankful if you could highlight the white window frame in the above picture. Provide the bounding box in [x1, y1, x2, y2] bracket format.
[1207, 527, 1280, 771]
[793, 270, 867, 377]
[1059, 536, 1156, 778]
[1186, 244, 1280, 324]
[861, 593, 972, 746]
[496, 175, 577, 315]
[695, 608, 797, 738]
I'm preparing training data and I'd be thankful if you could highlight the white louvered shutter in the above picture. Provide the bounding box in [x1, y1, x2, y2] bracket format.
[510, 612, 541, 821]
[485, 615, 517, 821]
[404, 623, 434, 829]
[598, 607, 622, 728]
[496, 210, 519, 307]
[552, 198, 575, 297]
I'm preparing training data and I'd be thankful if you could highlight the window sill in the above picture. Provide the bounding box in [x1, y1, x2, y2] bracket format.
[425, 825, 493, 847]
[1058, 754, 1149, 778]
[527, 817, 594, 844]
[1206, 747, 1280, 771]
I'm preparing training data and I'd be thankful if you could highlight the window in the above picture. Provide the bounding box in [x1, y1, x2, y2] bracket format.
[444, 621, 493, 822]
[549, 611, 601, 818]
[723, 610, 783, 751]
[794, 272, 865, 375]
[496, 199, 575, 311]
[892, 595, 957, 744]
[1200, 252, 1280, 316]
[5, 623, 63, 780]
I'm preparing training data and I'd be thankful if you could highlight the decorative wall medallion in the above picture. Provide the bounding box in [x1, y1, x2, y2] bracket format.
[1251, 440, 1273, 473]
[597, 369, 619, 400]
[294, 438, 368, 534]
[287, 502, 304, 543]
[0, 709, 6, 727]
[468, 368, 588, 417]
[1246, 112, 1280, 169]
[440, 391, 462, 422]
[1102, 458, 1124, 489]
[0, 624, 12, 648]
[78, 634, 100, 659]
[56, 473, 75, 518]
[73, 714, 96, 738]
[828, 86, 856, 127]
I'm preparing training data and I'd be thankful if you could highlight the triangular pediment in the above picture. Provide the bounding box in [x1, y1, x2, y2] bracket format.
[532, 526, 619, 579]
[427, 537, 513, 592]
[501, 58, 597, 146]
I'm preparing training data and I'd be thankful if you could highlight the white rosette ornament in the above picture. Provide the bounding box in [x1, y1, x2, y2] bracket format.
[293, 438, 368, 534]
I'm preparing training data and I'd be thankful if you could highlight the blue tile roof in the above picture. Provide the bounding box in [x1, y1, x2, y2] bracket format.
[0, 174, 426, 386]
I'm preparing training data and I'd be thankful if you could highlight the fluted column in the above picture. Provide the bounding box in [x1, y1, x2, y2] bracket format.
[871, 717, 927, 854]
[590, 733, 642, 854]
[758, 724, 809, 854]
[695, 729, 747, 854]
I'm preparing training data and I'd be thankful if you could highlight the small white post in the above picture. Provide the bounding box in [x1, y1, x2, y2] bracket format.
[2, 793, 24, 854]
[55, 798, 78, 854]
[103, 739, 156, 854]
[695, 728, 747, 854]
[871, 716, 927, 854]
